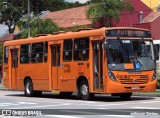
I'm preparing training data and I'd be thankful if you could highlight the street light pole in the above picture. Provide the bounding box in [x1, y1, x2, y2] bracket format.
[28, 0, 30, 38]
[2, 2, 23, 16]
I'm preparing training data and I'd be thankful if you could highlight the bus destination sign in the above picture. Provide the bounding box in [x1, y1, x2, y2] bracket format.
[106, 29, 151, 38]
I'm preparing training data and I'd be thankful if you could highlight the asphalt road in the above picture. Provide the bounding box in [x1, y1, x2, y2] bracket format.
[0, 90, 160, 118]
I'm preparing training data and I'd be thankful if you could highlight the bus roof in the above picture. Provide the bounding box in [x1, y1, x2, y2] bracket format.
[4, 27, 151, 46]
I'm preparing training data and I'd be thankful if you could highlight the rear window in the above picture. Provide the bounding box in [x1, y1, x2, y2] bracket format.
[4, 46, 9, 64]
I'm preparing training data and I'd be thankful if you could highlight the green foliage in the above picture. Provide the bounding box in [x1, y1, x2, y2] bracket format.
[87, 0, 134, 27]
[17, 18, 63, 38]
[0, 0, 23, 23]
[0, 0, 85, 23]
[71, 25, 92, 32]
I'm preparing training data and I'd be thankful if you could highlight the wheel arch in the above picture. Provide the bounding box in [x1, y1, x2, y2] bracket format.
[76, 76, 89, 89]
[24, 76, 32, 86]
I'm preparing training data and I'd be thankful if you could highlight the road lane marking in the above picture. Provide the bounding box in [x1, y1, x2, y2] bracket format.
[17, 99, 129, 107]
[0, 102, 37, 107]
[9, 103, 72, 109]
[0, 116, 23, 118]
[132, 107, 159, 109]
[0, 103, 20, 106]
[75, 103, 129, 107]
[78, 101, 98, 104]
[97, 108, 109, 109]
[45, 115, 134, 118]
[97, 103, 128, 107]
[45, 115, 83, 118]
[18, 99, 62, 104]
[17, 102, 37, 105]
[102, 115, 134, 117]
[139, 101, 160, 104]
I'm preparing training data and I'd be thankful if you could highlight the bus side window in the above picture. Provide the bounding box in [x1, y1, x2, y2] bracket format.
[31, 42, 44, 63]
[63, 39, 72, 61]
[154, 44, 159, 61]
[20, 44, 31, 63]
[4, 46, 9, 64]
[74, 37, 89, 61]
[44, 42, 48, 62]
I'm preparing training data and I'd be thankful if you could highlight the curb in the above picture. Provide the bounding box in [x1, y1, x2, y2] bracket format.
[133, 92, 160, 97]
[0, 85, 8, 90]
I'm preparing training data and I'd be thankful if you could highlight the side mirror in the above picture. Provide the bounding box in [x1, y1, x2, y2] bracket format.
[156, 55, 159, 61]
[154, 44, 159, 61]
[103, 42, 107, 50]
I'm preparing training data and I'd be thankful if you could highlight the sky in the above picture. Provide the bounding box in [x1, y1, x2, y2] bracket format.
[65, 0, 89, 3]
[0, 24, 9, 38]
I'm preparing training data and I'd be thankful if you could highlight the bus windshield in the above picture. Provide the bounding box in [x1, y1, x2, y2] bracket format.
[106, 39, 155, 71]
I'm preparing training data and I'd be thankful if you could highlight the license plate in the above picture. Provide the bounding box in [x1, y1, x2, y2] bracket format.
[132, 86, 140, 90]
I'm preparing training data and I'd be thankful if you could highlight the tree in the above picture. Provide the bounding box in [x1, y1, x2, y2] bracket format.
[0, 0, 25, 33]
[0, 0, 85, 33]
[87, 0, 134, 27]
[17, 18, 63, 38]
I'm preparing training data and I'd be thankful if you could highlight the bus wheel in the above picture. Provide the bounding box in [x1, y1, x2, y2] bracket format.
[120, 93, 132, 99]
[24, 79, 34, 97]
[79, 80, 93, 100]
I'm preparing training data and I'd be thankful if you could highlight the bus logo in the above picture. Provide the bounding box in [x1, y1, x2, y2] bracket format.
[133, 79, 137, 83]
[116, 74, 130, 79]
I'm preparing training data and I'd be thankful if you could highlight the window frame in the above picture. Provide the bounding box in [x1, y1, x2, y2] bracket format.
[20, 44, 31, 64]
[3, 46, 9, 65]
[44, 42, 48, 63]
[63, 39, 73, 62]
[74, 37, 89, 61]
[31, 42, 44, 63]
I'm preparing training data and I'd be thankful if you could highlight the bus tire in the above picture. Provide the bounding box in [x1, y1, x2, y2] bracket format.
[79, 80, 93, 100]
[24, 79, 34, 97]
[120, 93, 132, 99]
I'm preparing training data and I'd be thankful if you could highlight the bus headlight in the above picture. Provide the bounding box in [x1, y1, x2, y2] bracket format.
[108, 70, 117, 81]
[152, 71, 157, 81]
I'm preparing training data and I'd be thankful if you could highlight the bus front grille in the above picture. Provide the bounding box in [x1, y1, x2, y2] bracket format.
[119, 75, 149, 84]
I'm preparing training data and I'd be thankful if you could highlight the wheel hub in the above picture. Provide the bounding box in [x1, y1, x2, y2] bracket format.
[26, 83, 31, 94]
[81, 85, 88, 96]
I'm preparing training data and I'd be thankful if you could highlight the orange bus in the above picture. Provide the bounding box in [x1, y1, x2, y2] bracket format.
[3, 27, 157, 100]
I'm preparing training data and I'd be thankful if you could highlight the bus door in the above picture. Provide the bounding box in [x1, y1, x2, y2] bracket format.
[93, 42, 104, 91]
[51, 45, 61, 90]
[11, 49, 18, 89]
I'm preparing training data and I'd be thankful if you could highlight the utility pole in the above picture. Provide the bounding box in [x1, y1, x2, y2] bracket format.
[28, 0, 30, 38]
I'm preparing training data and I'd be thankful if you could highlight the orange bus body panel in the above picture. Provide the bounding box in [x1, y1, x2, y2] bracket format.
[2, 27, 157, 95]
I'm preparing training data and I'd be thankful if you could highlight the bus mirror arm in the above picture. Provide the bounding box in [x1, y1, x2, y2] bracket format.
[153, 44, 159, 61]
[103, 42, 107, 50]
[156, 55, 159, 61]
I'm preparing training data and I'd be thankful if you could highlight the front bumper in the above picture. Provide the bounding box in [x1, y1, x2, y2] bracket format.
[105, 79, 157, 93]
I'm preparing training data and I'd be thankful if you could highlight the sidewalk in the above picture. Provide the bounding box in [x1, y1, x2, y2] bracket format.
[0, 83, 7, 90]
